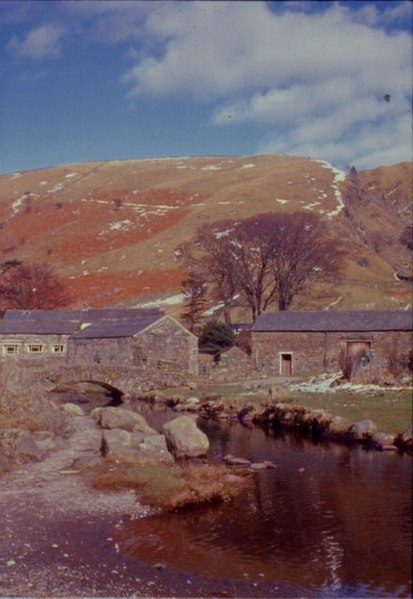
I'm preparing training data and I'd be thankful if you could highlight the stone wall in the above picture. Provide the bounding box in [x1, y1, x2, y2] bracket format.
[199, 346, 253, 382]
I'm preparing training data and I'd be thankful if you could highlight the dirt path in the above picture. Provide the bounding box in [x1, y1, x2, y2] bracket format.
[0, 414, 284, 598]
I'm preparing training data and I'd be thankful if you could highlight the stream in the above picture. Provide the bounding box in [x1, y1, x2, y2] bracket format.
[116, 402, 412, 598]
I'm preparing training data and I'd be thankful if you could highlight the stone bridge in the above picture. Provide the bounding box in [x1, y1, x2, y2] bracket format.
[2, 361, 172, 398]
[44, 363, 163, 397]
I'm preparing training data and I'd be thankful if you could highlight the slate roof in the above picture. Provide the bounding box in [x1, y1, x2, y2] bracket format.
[0, 320, 80, 335]
[71, 314, 165, 339]
[252, 310, 413, 332]
[3, 308, 163, 321]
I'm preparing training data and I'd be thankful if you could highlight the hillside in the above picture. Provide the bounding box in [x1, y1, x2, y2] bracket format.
[0, 154, 411, 319]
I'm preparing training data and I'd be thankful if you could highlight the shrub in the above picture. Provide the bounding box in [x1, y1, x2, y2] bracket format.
[338, 348, 365, 381]
[198, 320, 235, 354]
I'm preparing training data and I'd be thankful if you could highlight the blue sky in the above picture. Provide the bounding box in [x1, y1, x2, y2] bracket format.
[0, 0, 412, 174]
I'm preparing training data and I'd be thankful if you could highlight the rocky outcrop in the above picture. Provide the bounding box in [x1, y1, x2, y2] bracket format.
[162, 415, 209, 459]
[0, 429, 44, 463]
[91, 407, 157, 434]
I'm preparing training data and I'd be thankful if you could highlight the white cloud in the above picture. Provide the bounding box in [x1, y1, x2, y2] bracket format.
[121, 1, 413, 168]
[4, 0, 411, 169]
[8, 23, 64, 58]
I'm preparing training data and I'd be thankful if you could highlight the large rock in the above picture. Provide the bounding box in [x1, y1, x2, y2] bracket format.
[349, 419, 377, 441]
[135, 434, 174, 464]
[162, 415, 209, 459]
[101, 428, 133, 457]
[91, 407, 156, 434]
[0, 428, 43, 462]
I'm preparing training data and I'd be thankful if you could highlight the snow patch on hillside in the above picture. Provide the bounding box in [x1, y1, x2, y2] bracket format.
[109, 219, 133, 231]
[276, 198, 288, 205]
[11, 195, 26, 214]
[137, 294, 185, 308]
[314, 160, 346, 218]
[201, 164, 222, 171]
[241, 163, 256, 169]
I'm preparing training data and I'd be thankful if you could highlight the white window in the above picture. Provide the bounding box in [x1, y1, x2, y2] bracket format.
[51, 344, 66, 354]
[2, 344, 19, 356]
[27, 344, 44, 353]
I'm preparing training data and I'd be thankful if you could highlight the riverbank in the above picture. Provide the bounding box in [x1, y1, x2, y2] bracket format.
[137, 376, 412, 453]
[0, 412, 300, 598]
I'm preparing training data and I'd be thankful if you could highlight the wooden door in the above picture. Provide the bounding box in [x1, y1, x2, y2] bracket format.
[280, 353, 292, 376]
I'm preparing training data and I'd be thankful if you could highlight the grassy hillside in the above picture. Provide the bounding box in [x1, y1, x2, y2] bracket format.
[0, 154, 411, 318]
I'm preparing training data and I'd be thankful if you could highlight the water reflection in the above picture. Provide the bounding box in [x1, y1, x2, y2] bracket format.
[116, 413, 412, 597]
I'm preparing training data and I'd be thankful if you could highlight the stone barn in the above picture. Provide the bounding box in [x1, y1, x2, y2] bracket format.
[251, 310, 413, 377]
[68, 313, 198, 381]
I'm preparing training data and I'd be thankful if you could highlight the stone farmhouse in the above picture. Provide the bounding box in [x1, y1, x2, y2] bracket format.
[0, 309, 198, 382]
[251, 310, 413, 377]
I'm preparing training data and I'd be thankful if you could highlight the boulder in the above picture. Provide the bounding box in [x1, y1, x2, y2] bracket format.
[162, 415, 209, 459]
[91, 407, 156, 434]
[63, 402, 86, 416]
[136, 434, 174, 464]
[349, 419, 377, 441]
[0, 428, 43, 462]
[101, 428, 133, 457]
[370, 432, 397, 451]
[224, 454, 251, 466]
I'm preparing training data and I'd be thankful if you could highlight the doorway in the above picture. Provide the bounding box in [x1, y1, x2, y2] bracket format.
[280, 353, 293, 376]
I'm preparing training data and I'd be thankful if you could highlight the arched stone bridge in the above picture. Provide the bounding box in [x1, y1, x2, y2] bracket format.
[35, 363, 167, 398]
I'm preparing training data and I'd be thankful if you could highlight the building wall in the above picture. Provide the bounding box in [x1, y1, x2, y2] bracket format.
[0, 334, 70, 359]
[133, 317, 198, 378]
[67, 337, 134, 364]
[251, 330, 412, 376]
[67, 317, 198, 384]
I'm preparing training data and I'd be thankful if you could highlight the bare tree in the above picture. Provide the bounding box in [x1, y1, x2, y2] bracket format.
[268, 212, 345, 310]
[182, 212, 345, 322]
[0, 262, 71, 309]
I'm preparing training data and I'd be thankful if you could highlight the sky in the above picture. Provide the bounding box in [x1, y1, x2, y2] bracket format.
[0, 0, 412, 175]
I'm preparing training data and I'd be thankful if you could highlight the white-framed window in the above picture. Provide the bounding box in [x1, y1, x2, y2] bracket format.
[2, 344, 19, 356]
[26, 344, 44, 354]
[51, 344, 66, 354]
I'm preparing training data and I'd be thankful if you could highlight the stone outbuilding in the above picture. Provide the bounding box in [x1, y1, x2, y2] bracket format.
[68, 313, 198, 378]
[251, 310, 413, 377]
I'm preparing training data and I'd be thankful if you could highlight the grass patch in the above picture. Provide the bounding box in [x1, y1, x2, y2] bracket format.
[88, 456, 249, 511]
[288, 389, 412, 435]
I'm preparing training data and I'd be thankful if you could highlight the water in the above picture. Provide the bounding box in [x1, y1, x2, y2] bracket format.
[117, 407, 412, 597]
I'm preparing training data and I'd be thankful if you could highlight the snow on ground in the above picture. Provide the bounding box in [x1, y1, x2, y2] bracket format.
[65, 173, 78, 179]
[47, 183, 64, 193]
[314, 160, 346, 219]
[136, 294, 185, 308]
[11, 195, 26, 214]
[108, 219, 133, 232]
[275, 198, 289, 204]
[323, 296, 343, 310]
[241, 163, 256, 169]
[288, 373, 406, 394]
[201, 165, 222, 171]
[203, 301, 225, 316]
